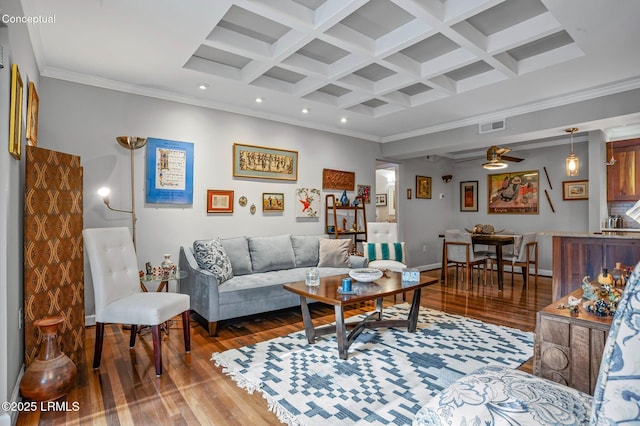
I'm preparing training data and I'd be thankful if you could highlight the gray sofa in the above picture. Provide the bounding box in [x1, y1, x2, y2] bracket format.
[179, 234, 366, 335]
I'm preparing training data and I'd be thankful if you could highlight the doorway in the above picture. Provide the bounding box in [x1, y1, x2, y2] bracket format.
[375, 161, 399, 223]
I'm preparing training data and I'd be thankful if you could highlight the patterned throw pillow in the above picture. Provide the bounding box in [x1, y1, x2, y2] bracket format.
[193, 238, 233, 284]
[363, 242, 405, 262]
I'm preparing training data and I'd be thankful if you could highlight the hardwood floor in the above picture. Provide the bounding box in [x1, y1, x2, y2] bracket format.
[17, 269, 552, 425]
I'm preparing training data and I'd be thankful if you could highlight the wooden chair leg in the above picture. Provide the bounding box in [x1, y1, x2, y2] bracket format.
[182, 311, 191, 353]
[94, 322, 105, 370]
[129, 324, 138, 348]
[151, 325, 162, 377]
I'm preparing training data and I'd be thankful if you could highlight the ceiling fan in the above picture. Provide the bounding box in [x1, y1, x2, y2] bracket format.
[482, 146, 524, 169]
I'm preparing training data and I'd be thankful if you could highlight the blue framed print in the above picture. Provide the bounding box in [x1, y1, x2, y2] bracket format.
[145, 138, 194, 204]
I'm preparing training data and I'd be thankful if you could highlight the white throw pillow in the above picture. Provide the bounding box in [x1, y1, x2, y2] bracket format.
[317, 239, 351, 268]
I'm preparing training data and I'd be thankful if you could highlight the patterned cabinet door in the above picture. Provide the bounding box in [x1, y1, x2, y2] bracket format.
[24, 146, 84, 366]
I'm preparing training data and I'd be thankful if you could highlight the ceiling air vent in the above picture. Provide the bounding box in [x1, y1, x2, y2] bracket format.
[479, 119, 505, 134]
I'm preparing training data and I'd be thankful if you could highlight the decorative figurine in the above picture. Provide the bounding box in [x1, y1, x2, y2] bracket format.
[582, 276, 597, 301]
[597, 268, 614, 286]
[342, 218, 347, 232]
[340, 190, 349, 206]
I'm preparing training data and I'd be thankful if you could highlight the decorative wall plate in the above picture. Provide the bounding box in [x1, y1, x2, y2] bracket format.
[239, 196, 247, 207]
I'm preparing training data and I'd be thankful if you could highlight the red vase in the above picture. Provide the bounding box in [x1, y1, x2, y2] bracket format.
[20, 317, 77, 401]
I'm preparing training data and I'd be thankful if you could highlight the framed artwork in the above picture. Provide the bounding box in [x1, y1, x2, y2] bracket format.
[322, 168, 355, 190]
[206, 190, 234, 213]
[416, 175, 432, 199]
[145, 138, 194, 204]
[488, 170, 539, 214]
[407, 188, 412, 199]
[26, 81, 39, 146]
[263, 193, 284, 212]
[233, 143, 298, 181]
[357, 184, 371, 204]
[375, 194, 387, 206]
[296, 187, 320, 218]
[460, 181, 478, 212]
[563, 180, 589, 200]
[9, 64, 23, 159]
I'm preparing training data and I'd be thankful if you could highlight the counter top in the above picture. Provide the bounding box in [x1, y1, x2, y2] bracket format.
[539, 231, 640, 239]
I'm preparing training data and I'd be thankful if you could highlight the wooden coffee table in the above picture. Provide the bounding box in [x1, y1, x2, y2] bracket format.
[284, 272, 438, 359]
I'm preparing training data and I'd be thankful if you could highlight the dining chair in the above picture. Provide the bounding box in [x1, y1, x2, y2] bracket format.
[491, 232, 538, 288]
[83, 227, 191, 377]
[444, 230, 488, 288]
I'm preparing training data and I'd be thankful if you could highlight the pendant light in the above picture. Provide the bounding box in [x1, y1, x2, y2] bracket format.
[565, 127, 579, 176]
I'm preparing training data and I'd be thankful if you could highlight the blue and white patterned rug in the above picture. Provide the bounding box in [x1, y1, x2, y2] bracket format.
[212, 304, 534, 425]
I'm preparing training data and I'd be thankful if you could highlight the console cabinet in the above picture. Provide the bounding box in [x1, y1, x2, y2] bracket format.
[534, 289, 612, 395]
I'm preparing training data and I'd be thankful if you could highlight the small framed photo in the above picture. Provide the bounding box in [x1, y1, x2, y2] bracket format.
[460, 181, 478, 212]
[375, 193, 387, 206]
[563, 180, 589, 200]
[407, 188, 412, 199]
[416, 175, 432, 199]
[357, 184, 371, 204]
[263, 192, 284, 211]
[206, 190, 234, 213]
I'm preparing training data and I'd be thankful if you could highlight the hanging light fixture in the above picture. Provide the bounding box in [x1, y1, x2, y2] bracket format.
[482, 148, 508, 170]
[565, 127, 579, 176]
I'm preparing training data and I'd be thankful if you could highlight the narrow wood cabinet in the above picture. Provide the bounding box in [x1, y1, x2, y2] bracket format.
[534, 289, 612, 395]
[607, 138, 640, 201]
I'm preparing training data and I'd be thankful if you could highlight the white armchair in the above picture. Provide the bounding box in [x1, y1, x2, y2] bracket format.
[83, 227, 191, 377]
[363, 222, 407, 272]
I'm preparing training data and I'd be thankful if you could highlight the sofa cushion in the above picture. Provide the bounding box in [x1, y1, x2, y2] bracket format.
[318, 238, 351, 268]
[193, 238, 233, 283]
[221, 237, 253, 276]
[291, 235, 323, 267]
[248, 235, 296, 273]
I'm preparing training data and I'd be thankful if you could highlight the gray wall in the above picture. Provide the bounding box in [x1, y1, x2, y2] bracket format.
[38, 78, 381, 323]
[0, 0, 40, 423]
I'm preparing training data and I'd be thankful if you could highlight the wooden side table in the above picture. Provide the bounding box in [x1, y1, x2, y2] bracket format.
[533, 288, 613, 395]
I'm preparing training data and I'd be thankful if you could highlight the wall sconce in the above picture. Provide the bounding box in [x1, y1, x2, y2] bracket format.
[442, 175, 453, 183]
[98, 136, 147, 247]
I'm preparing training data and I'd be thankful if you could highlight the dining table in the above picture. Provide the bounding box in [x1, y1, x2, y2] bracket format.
[440, 233, 519, 291]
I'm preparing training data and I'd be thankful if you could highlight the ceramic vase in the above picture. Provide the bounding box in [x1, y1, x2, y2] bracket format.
[20, 317, 77, 401]
[161, 254, 175, 276]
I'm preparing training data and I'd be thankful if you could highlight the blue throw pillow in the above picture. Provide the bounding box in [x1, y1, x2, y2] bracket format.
[193, 238, 233, 283]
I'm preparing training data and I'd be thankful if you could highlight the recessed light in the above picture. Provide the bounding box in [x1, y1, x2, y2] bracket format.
[198, 83, 209, 90]
[340, 117, 348, 124]
[255, 97, 263, 103]
[302, 108, 309, 114]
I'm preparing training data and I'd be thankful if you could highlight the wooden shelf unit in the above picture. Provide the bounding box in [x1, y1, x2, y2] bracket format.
[325, 194, 367, 248]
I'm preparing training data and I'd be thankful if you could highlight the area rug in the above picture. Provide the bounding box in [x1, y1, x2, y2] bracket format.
[212, 304, 534, 425]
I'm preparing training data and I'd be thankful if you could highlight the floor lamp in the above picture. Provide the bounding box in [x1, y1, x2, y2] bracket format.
[98, 136, 147, 248]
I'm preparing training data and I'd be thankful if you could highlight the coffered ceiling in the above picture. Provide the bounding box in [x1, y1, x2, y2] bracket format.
[20, 0, 640, 156]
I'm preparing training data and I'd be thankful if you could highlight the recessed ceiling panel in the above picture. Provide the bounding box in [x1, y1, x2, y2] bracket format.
[192, 45, 252, 69]
[340, 0, 414, 40]
[400, 34, 460, 63]
[507, 30, 574, 61]
[353, 63, 395, 82]
[297, 39, 350, 64]
[362, 98, 388, 108]
[466, 0, 548, 36]
[217, 5, 290, 44]
[263, 66, 306, 84]
[318, 84, 351, 97]
[445, 61, 494, 81]
[291, 0, 327, 11]
[398, 83, 432, 96]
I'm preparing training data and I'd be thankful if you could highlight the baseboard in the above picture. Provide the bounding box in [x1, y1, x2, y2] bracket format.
[85, 314, 95, 326]
[1, 365, 24, 426]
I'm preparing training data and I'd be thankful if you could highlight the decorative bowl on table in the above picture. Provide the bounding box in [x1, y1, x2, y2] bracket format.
[349, 268, 383, 282]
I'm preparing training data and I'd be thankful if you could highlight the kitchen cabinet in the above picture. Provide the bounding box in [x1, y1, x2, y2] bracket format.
[607, 138, 640, 201]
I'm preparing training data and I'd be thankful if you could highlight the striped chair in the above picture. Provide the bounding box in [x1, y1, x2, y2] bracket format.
[363, 222, 407, 272]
